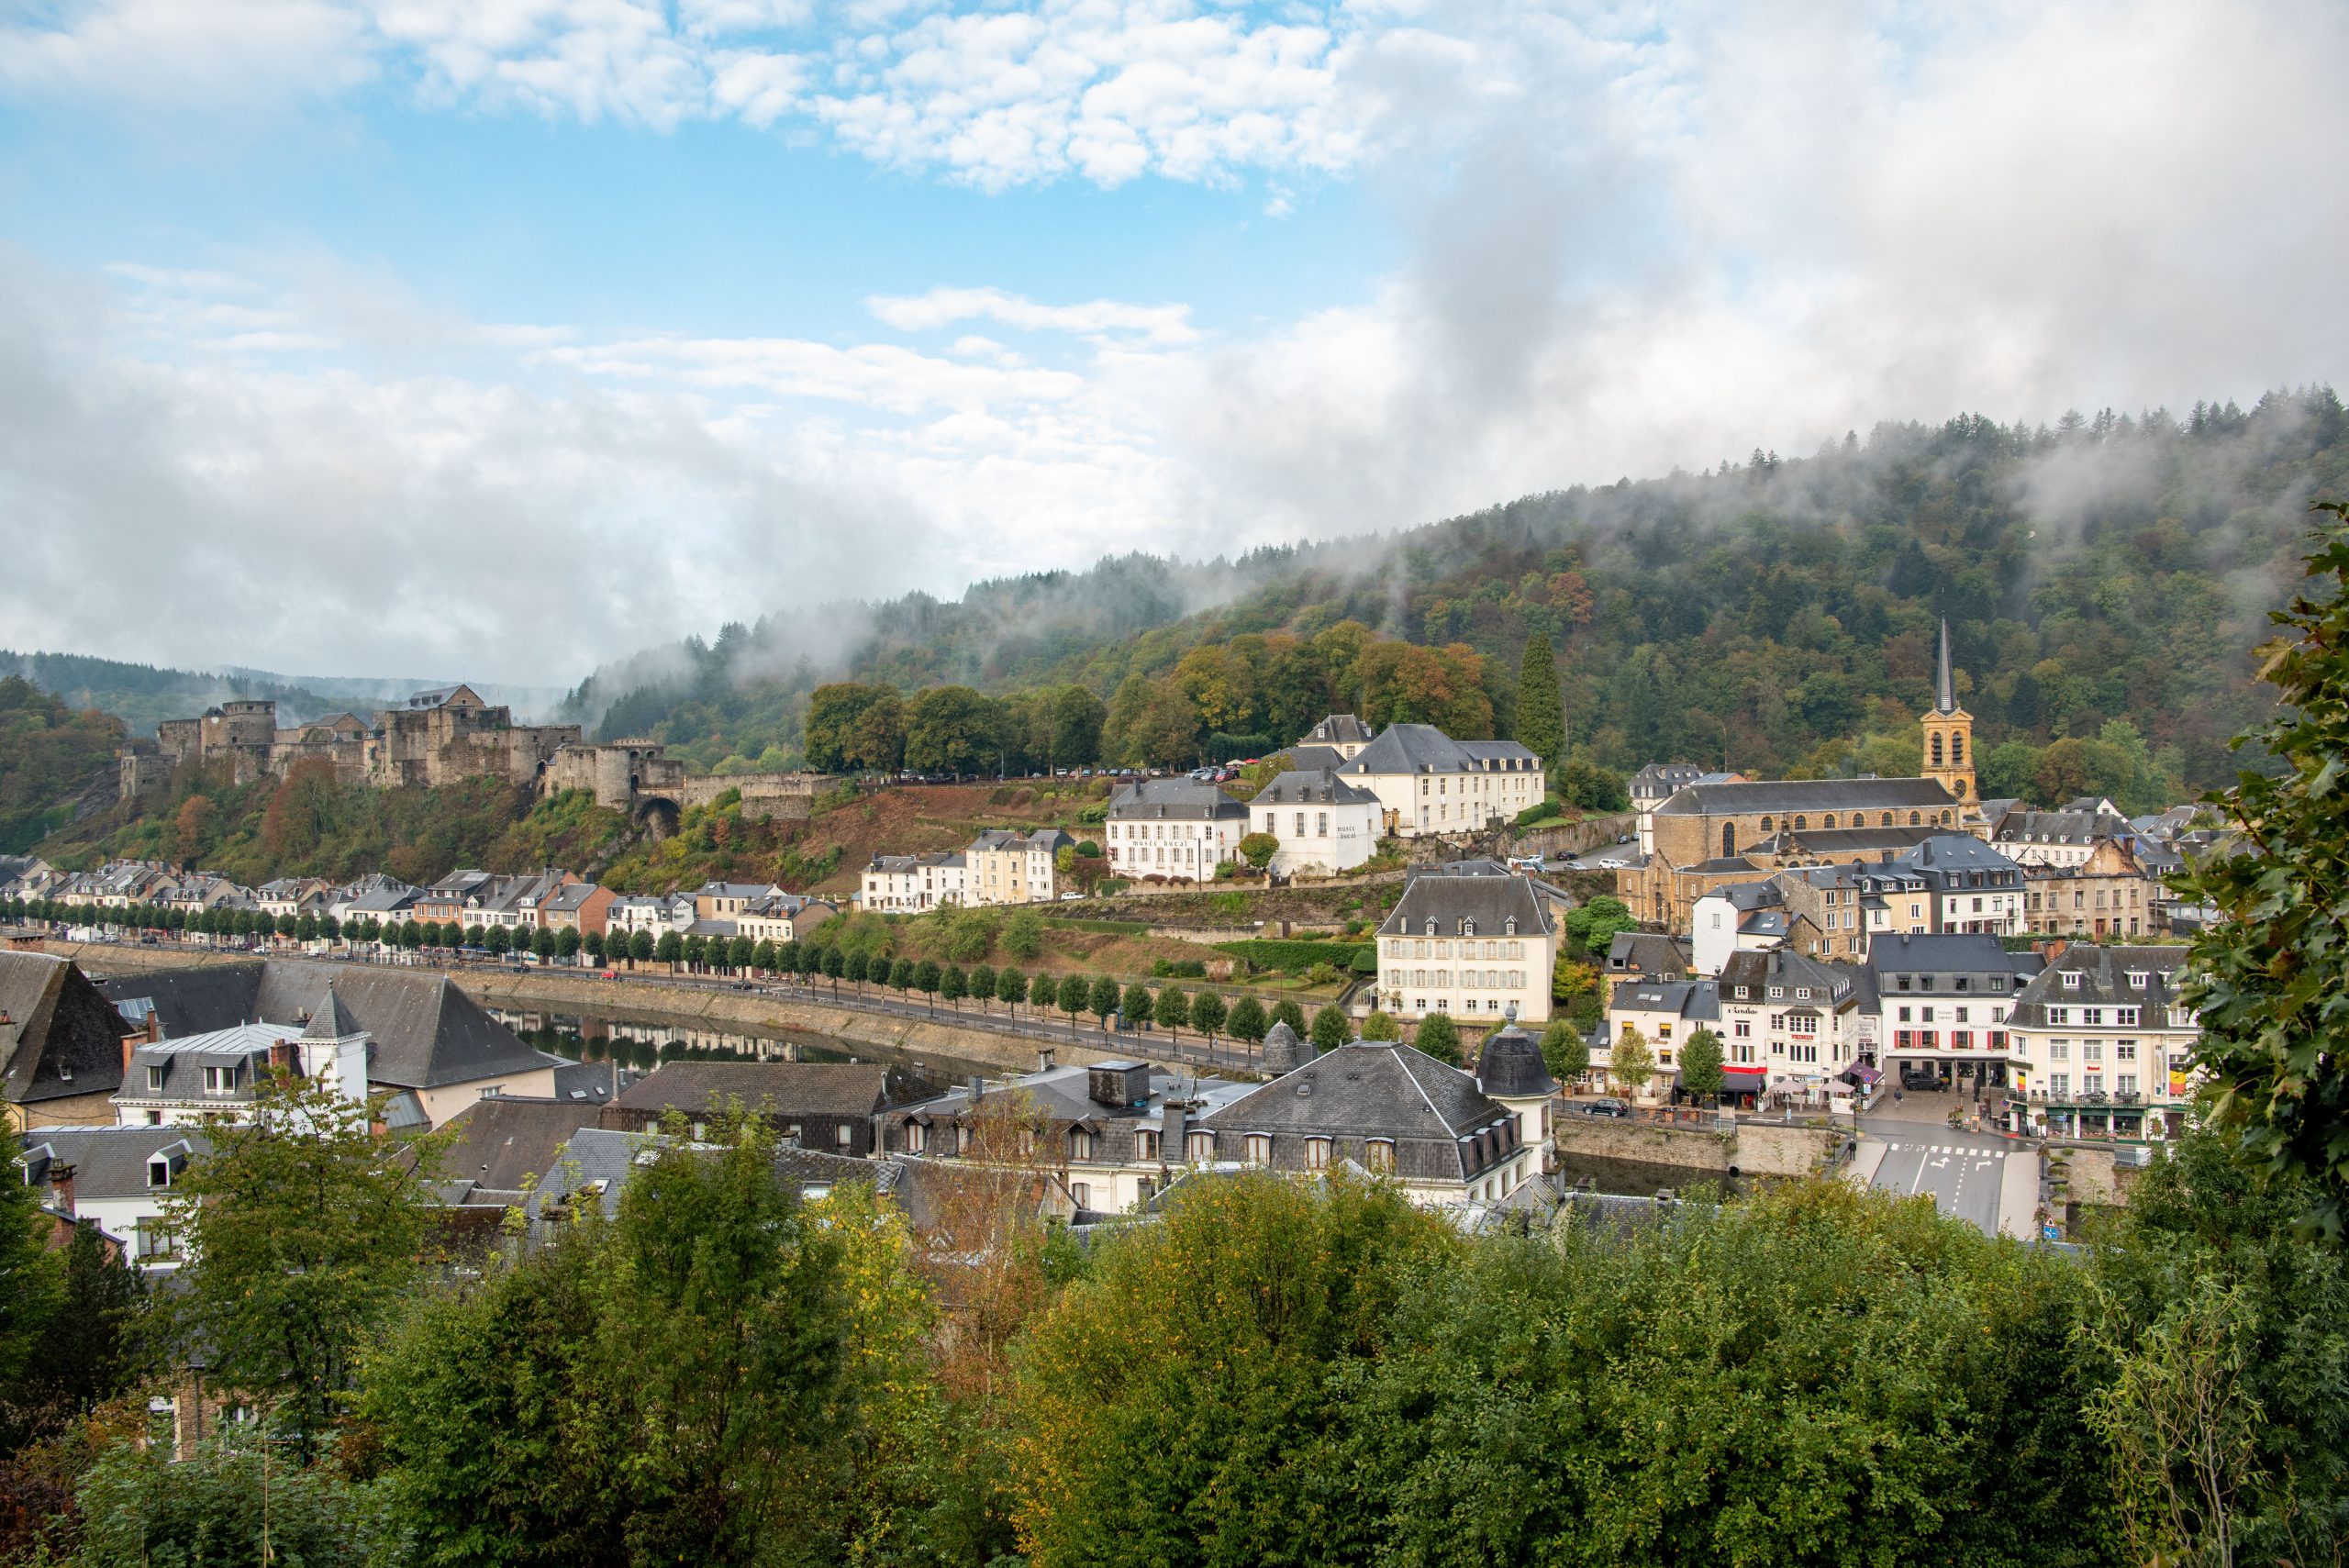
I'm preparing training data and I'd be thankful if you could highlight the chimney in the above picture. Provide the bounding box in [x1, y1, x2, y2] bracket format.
[1036, 1047, 1055, 1073]
[48, 1162, 76, 1217]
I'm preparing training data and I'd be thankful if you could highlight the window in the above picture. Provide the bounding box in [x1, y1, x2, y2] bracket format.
[1305, 1137, 1332, 1171]
[2050, 1073, 2070, 1095]
[2126, 971, 2150, 989]
[201, 1064, 235, 1095]
[1186, 1130, 1214, 1162]
[905, 1121, 927, 1154]
[146, 1158, 173, 1188]
[1244, 1134, 1272, 1166]
[2115, 1006, 2140, 1027]
[2063, 972, 2083, 989]
[2083, 1041, 2104, 1064]
[1069, 1182, 1090, 1208]
[2047, 1006, 2071, 1026]
[2050, 1040, 2069, 1061]
[1136, 1129, 1160, 1161]
[1365, 1139, 1395, 1173]
[1070, 1128, 1096, 1160]
[146, 1064, 166, 1094]
[2115, 1040, 2138, 1062]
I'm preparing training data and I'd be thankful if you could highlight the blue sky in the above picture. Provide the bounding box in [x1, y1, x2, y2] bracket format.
[1, 0, 2343, 685]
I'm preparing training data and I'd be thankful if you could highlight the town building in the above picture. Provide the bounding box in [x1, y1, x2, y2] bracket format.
[115, 1011, 370, 1129]
[857, 852, 966, 912]
[1332, 725, 1543, 838]
[1199, 1030, 1544, 1209]
[735, 894, 838, 944]
[15, 1125, 213, 1273]
[2021, 840, 2167, 939]
[1, 952, 133, 1130]
[693, 882, 784, 921]
[1888, 835, 2027, 935]
[1297, 713, 1377, 762]
[599, 1062, 896, 1155]
[607, 895, 693, 939]
[1599, 977, 1720, 1091]
[963, 828, 1074, 906]
[881, 1058, 1252, 1216]
[96, 961, 559, 1127]
[2004, 945, 2200, 1140]
[1373, 865, 1558, 1024]
[538, 882, 618, 940]
[1248, 768, 1383, 874]
[1715, 950, 1868, 1095]
[1104, 778, 1248, 881]
[413, 870, 495, 927]
[1865, 933, 2042, 1093]
[1691, 881, 1791, 974]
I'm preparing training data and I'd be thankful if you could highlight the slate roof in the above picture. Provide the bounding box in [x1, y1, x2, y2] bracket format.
[2010, 945, 2194, 1029]
[1893, 835, 2024, 882]
[1630, 762, 1708, 800]
[1717, 950, 1863, 1006]
[1865, 932, 2043, 984]
[551, 1060, 635, 1104]
[1377, 870, 1554, 939]
[437, 1096, 606, 1193]
[615, 1062, 894, 1118]
[1475, 1024, 1556, 1098]
[1995, 809, 2136, 847]
[1340, 723, 1538, 777]
[1284, 745, 1349, 773]
[1251, 768, 1378, 806]
[1605, 932, 1690, 977]
[2, 954, 131, 1105]
[1202, 1042, 1519, 1182]
[17, 1125, 210, 1200]
[1657, 777, 1962, 815]
[1106, 778, 1247, 820]
[1304, 714, 1375, 747]
[1611, 978, 1721, 1023]
[965, 828, 1074, 854]
[1744, 826, 1943, 857]
[96, 959, 549, 1089]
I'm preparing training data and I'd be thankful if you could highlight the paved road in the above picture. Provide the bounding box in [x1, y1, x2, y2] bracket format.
[1865, 1129, 2018, 1232]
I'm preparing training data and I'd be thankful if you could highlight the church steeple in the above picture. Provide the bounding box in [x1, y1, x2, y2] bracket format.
[1921, 618, 1975, 804]
[1933, 618, 1957, 715]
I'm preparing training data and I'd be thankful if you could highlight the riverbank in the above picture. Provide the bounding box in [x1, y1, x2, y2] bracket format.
[40, 940, 1227, 1077]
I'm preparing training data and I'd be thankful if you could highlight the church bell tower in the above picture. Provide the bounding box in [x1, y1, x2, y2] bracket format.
[1921, 618, 1976, 804]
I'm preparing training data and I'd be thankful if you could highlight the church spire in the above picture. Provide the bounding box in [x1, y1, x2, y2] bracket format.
[1934, 618, 1956, 715]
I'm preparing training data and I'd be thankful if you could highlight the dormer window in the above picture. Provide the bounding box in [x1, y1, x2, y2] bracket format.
[146, 1065, 166, 1094]
[1504, 917, 1517, 936]
[1424, 918, 1437, 936]
[1462, 917, 1475, 937]
[2126, 971, 2149, 989]
[147, 1158, 171, 1189]
[1769, 985, 1785, 999]
[2063, 973, 2083, 989]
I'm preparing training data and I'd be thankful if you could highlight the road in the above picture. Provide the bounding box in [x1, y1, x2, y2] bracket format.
[1855, 1093, 2039, 1236]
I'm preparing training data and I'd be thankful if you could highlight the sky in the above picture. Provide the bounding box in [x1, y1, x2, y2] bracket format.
[1, 0, 2344, 688]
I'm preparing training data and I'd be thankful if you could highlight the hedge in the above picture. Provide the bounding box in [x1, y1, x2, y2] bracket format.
[1041, 916, 1150, 935]
[1213, 939, 1378, 976]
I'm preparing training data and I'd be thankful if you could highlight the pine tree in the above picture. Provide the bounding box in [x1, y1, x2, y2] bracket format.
[1516, 633, 1566, 791]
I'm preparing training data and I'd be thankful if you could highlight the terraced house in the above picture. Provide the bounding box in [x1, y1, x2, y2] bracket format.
[1374, 866, 1558, 1024]
[2005, 945, 2200, 1141]
[963, 828, 1074, 906]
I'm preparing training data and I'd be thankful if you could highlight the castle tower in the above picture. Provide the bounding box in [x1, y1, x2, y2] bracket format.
[1920, 619, 1976, 804]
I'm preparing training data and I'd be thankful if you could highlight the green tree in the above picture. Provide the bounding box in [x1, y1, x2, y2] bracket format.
[584, 929, 606, 964]
[1516, 633, 1566, 788]
[1564, 895, 1636, 959]
[996, 965, 1029, 1014]
[1270, 999, 1308, 1037]
[889, 958, 917, 994]
[75, 1433, 395, 1568]
[751, 938, 777, 973]
[806, 683, 906, 774]
[1540, 1018, 1590, 1085]
[557, 926, 583, 962]
[1154, 985, 1191, 1037]
[532, 927, 557, 962]
[1227, 995, 1269, 1052]
[484, 923, 512, 957]
[629, 929, 655, 964]
[1610, 1023, 1655, 1096]
[904, 684, 996, 776]
[1122, 980, 1155, 1028]
[822, 945, 845, 993]
[1003, 908, 1045, 961]
[729, 935, 755, 971]
[1360, 1010, 1401, 1042]
[1057, 973, 1089, 1027]
[915, 959, 942, 1008]
[0, 1142, 61, 1407]
[1680, 1026, 1726, 1102]
[1237, 832, 1279, 870]
[655, 930, 684, 968]
[969, 962, 996, 1011]
[683, 933, 708, 969]
[1310, 1004, 1349, 1051]
[1089, 974, 1122, 1029]
[1049, 684, 1108, 769]
[1190, 990, 1228, 1044]
[1411, 1012, 1461, 1067]
[2178, 506, 2349, 1232]
[844, 949, 872, 990]
[162, 1073, 444, 1461]
[941, 962, 968, 1009]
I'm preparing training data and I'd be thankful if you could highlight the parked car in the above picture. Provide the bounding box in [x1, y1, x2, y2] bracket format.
[1583, 1097, 1633, 1118]
[1899, 1068, 1942, 1092]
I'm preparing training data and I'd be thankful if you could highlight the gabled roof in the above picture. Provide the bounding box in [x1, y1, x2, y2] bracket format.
[436, 1096, 606, 1193]
[1865, 932, 2042, 981]
[1656, 778, 1961, 815]
[1376, 870, 1553, 939]
[1282, 744, 1350, 773]
[17, 1125, 211, 1200]
[1106, 778, 1247, 819]
[1304, 714, 1375, 746]
[0, 952, 128, 1104]
[1251, 768, 1378, 807]
[1202, 1042, 1513, 1178]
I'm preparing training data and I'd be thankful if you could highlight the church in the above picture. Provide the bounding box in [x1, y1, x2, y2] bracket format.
[1619, 623, 1991, 928]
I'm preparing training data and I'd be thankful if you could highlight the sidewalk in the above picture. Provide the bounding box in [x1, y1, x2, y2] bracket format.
[1995, 1146, 2043, 1240]
[1844, 1137, 1889, 1189]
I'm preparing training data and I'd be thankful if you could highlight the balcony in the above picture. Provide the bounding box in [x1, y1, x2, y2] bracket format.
[2026, 1088, 2146, 1107]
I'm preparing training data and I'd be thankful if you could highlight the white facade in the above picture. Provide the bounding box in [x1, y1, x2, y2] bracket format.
[858, 854, 966, 912]
[116, 1023, 370, 1129]
[963, 830, 1068, 906]
[1249, 772, 1382, 874]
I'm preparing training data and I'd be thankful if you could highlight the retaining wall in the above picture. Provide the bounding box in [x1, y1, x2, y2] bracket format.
[1552, 1114, 1842, 1177]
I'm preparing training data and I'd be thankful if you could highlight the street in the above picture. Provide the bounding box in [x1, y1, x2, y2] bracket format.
[1855, 1090, 2040, 1237]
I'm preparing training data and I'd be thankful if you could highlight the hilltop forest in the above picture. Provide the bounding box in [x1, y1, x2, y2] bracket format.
[566, 388, 2348, 807]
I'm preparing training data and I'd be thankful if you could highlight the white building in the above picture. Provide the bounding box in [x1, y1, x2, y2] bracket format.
[16, 1125, 212, 1273]
[1690, 881, 1789, 975]
[609, 895, 693, 938]
[1248, 768, 1383, 874]
[1373, 865, 1558, 1025]
[1335, 725, 1543, 839]
[1296, 713, 1376, 762]
[1104, 778, 1247, 882]
[1994, 807, 2139, 868]
[2006, 944, 2200, 1141]
[857, 852, 966, 912]
[1715, 950, 1868, 1096]
[115, 1018, 370, 1129]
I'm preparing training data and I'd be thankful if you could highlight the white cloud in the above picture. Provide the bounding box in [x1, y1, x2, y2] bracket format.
[0, 0, 375, 109]
[865, 286, 1197, 347]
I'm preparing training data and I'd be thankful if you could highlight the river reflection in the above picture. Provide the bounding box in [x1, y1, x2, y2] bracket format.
[486, 1007, 995, 1106]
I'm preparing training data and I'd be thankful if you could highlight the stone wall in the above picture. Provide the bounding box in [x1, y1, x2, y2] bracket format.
[1552, 1113, 1842, 1177]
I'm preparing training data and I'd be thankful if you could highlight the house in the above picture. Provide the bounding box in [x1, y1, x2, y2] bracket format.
[1297, 714, 1376, 762]
[1715, 950, 1867, 1084]
[1690, 881, 1790, 974]
[1198, 1027, 1548, 1209]
[16, 1125, 213, 1273]
[881, 1058, 1252, 1216]
[1994, 807, 2140, 869]
[1865, 933, 2042, 1094]
[162, 874, 246, 917]
[1887, 835, 2027, 935]
[1600, 977, 1721, 1095]
[601, 1062, 896, 1156]
[413, 870, 495, 926]
[96, 961, 560, 1127]
[694, 882, 784, 922]
[1103, 778, 1248, 882]
[1, 952, 134, 1131]
[608, 895, 692, 938]
[1602, 931, 1691, 990]
[963, 828, 1074, 906]
[1333, 725, 1543, 839]
[430, 1095, 608, 1209]
[1372, 865, 1558, 1024]
[115, 1009, 370, 1128]
[539, 882, 618, 939]
[1247, 768, 1383, 874]
[254, 878, 332, 921]
[461, 869, 576, 933]
[2005, 945, 2200, 1142]
[735, 894, 838, 945]
[857, 852, 966, 912]
[2021, 839, 2167, 939]
[332, 876, 417, 929]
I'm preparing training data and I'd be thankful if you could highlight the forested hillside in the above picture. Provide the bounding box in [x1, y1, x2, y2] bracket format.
[569, 390, 2346, 806]
[1, 651, 568, 738]
[0, 677, 122, 852]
